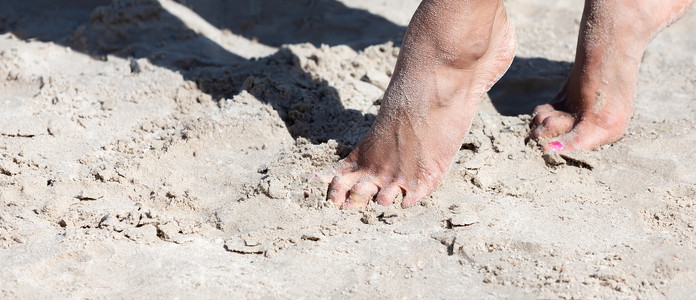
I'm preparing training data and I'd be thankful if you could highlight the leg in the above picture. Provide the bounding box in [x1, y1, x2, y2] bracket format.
[532, 0, 695, 152]
[323, 0, 516, 208]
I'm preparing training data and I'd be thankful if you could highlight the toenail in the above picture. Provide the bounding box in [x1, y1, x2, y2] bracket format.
[548, 141, 563, 151]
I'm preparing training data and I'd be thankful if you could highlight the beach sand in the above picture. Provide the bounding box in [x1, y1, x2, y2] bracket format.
[1, 0, 695, 298]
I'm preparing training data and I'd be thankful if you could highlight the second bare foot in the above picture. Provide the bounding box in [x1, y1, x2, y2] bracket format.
[532, 0, 695, 152]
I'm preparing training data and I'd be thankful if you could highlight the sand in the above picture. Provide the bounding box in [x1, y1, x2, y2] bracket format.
[1, 0, 695, 298]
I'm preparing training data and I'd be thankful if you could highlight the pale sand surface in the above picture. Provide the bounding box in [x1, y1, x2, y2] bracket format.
[1, 0, 695, 298]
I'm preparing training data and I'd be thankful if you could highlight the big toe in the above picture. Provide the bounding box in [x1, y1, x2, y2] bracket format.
[541, 120, 620, 153]
[327, 172, 363, 208]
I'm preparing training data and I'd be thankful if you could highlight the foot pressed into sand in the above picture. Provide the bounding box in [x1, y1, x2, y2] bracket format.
[321, 0, 517, 209]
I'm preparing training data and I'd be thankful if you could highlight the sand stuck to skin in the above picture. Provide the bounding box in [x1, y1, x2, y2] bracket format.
[1, 0, 695, 298]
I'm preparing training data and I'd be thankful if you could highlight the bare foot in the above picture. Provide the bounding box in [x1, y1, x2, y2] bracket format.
[322, 0, 516, 209]
[532, 0, 695, 152]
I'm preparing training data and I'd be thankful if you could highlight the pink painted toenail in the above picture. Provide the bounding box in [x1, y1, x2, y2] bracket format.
[548, 141, 563, 151]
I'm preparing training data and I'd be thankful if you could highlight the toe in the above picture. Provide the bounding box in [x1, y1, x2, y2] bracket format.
[401, 186, 430, 208]
[541, 120, 619, 153]
[542, 133, 579, 153]
[375, 183, 404, 206]
[327, 172, 363, 208]
[532, 104, 555, 118]
[531, 114, 574, 139]
[343, 180, 379, 209]
[531, 108, 566, 126]
[530, 109, 560, 132]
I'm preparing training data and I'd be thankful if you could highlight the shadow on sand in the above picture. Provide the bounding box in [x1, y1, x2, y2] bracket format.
[0, 0, 571, 143]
